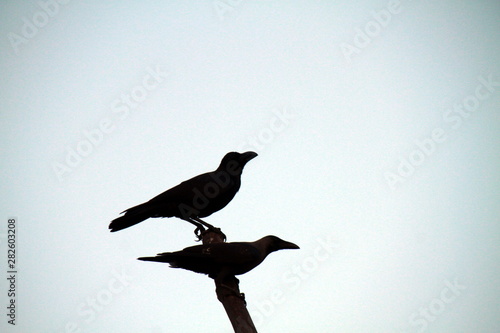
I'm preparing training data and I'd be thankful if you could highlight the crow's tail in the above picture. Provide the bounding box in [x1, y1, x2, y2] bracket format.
[108, 203, 151, 232]
[137, 255, 174, 263]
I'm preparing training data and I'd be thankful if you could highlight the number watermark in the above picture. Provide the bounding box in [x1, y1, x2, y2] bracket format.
[6, 218, 17, 325]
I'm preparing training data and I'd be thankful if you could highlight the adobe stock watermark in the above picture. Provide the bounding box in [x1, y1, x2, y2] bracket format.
[176, 154, 253, 220]
[340, 0, 404, 64]
[249, 235, 339, 328]
[408, 277, 466, 332]
[238, 106, 296, 153]
[53, 267, 135, 333]
[213, 0, 243, 21]
[385, 73, 498, 190]
[52, 65, 167, 182]
[7, 0, 71, 54]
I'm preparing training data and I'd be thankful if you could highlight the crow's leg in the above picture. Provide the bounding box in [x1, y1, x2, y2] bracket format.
[190, 216, 216, 229]
[183, 218, 205, 241]
[190, 217, 226, 241]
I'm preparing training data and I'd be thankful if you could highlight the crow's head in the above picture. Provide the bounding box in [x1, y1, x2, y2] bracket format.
[218, 151, 257, 174]
[261, 235, 300, 254]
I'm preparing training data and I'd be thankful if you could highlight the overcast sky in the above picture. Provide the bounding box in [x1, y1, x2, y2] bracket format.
[1, 1, 499, 332]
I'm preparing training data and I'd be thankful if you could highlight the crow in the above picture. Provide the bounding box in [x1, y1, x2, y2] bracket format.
[137, 235, 299, 284]
[109, 151, 257, 237]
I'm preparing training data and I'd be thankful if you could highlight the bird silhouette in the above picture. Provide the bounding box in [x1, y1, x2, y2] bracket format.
[138, 235, 299, 284]
[109, 151, 257, 239]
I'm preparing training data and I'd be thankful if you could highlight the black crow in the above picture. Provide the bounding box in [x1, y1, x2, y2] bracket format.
[137, 236, 299, 283]
[109, 151, 257, 237]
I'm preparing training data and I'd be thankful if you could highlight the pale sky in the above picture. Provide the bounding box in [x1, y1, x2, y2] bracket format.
[1, 1, 499, 332]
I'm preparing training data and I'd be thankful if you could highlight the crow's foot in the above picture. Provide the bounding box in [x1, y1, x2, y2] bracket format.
[207, 226, 227, 242]
[200, 226, 226, 242]
[194, 225, 205, 241]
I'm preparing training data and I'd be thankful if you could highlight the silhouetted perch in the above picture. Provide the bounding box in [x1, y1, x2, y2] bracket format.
[215, 274, 256, 333]
[202, 230, 257, 333]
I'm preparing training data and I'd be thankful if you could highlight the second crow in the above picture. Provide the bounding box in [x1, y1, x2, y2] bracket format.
[137, 235, 299, 283]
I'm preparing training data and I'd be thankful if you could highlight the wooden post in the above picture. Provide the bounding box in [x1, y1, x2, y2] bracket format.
[202, 230, 258, 333]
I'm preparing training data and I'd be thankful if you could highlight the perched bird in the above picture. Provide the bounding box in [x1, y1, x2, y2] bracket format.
[137, 236, 299, 283]
[109, 151, 257, 237]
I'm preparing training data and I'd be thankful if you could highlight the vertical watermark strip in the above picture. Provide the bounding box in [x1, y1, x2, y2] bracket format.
[6, 217, 17, 325]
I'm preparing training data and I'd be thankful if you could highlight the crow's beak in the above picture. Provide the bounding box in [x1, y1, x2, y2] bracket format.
[241, 151, 258, 163]
[280, 240, 300, 250]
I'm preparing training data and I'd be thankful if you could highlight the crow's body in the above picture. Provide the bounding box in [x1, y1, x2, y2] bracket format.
[138, 236, 299, 281]
[109, 151, 257, 233]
